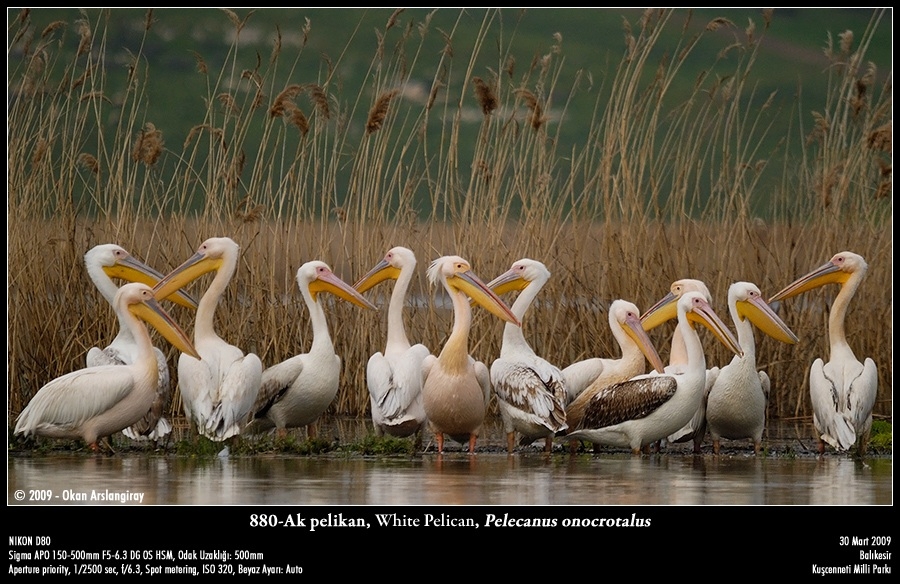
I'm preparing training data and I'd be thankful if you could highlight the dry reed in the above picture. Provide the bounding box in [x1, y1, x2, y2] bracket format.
[7, 8, 892, 433]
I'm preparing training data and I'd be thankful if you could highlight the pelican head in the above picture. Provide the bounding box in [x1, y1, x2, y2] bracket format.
[152, 237, 238, 301]
[640, 278, 712, 331]
[730, 281, 798, 344]
[119, 283, 199, 359]
[610, 299, 666, 374]
[428, 255, 520, 326]
[353, 246, 416, 293]
[299, 260, 377, 309]
[486, 258, 550, 295]
[86, 244, 198, 309]
[768, 251, 868, 302]
[679, 291, 743, 357]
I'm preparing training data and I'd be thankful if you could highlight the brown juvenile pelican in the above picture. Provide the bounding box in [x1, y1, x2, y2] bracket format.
[487, 258, 568, 453]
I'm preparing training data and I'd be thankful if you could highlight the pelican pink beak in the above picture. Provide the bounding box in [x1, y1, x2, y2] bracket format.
[311, 267, 377, 310]
[126, 285, 200, 359]
[682, 294, 743, 357]
[619, 307, 666, 374]
[768, 255, 853, 303]
[452, 269, 520, 326]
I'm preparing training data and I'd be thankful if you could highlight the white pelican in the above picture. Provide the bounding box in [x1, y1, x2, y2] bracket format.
[769, 251, 878, 455]
[353, 247, 432, 441]
[562, 300, 665, 404]
[562, 300, 666, 452]
[152, 237, 263, 442]
[704, 282, 799, 454]
[486, 259, 567, 453]
[14, 283, 198, 452]
[422, 255, 520, 454]
[561, 292, 742, 454]
[246, 260, 377, 438]
[83, 244, 198, 442]
[640, 278, 716, 452]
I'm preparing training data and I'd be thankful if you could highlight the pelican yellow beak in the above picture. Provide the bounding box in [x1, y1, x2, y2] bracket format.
[311, 270, 378, 310]
[130, 296, 200, 360]
[450, 270, 520, 326]
[152, 251, 224, 303]
[486, 269, 531, 297]
[688, 297, 743, 357]
[737, 294, 799, 345]
[640, 291, 678, 331]
[353, 259, 401, 294]
[768, 260, 850, 303]
[621, 311, 666, 374]
[104, 254, 198, 309]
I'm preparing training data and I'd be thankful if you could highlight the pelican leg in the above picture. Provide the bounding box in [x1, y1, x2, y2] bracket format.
[713, 439, 721, 455]
[753, 440, 761, 455]
[307, 423, 317, 440]
[468, 433, 477, 454]
[436, 433, 444, 453]
[276, 428, 288, 441]
[543, 436, 553, 453]
[817, 438, 826, 455]
[506, 432, 515, 454]
[568, 439, 578, 454]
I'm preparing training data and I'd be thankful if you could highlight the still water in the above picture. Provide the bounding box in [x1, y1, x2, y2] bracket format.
[7, 418, 892, 506]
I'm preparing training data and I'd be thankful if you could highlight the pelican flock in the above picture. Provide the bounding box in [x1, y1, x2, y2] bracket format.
[247, 260, 376, 438]
[152, 237, 263, 442]
[561, 292, 742, 454]
[14, 283, 198, 452]
[14, 241, 882, 458]
[487, 258, 568, 453]
[422, 255, 520, 453]
[83, 244, 198, 442]
[354, 247, 432, 442]
[769, 251, 878, 455]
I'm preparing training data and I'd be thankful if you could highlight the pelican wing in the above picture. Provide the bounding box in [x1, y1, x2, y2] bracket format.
[810, 358, 856, 450]
[561, 358, 604, 403]
[474, 359, 492, 409]
[214, 353, 263, 439]
[850, 358, 879, 432]
[491, 358, 567, 431]
[578, 375, 677, 431]
[87, 346, 127, 367]
[15, 366, 137, 436]
[368, 344, 430, 420]
[253, 354, 303, 420]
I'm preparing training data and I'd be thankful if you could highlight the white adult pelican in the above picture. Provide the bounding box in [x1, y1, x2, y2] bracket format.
[487, 259, 567, 453]
[769, 251, 878, 455]
[562, 300, 665, 405]
[14, 283, 199, 452]
[562, 300, 665, 452]
[83, 244, 198, 442]
[152, 237, 263, 442]
[640, 278, 716, 452]
[353, 247, 432, 441]
[246, 260, 377, 438]
[422, 255, 520, 454]
[704, 282, 799, 454]
[561, 292, 742, 454]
